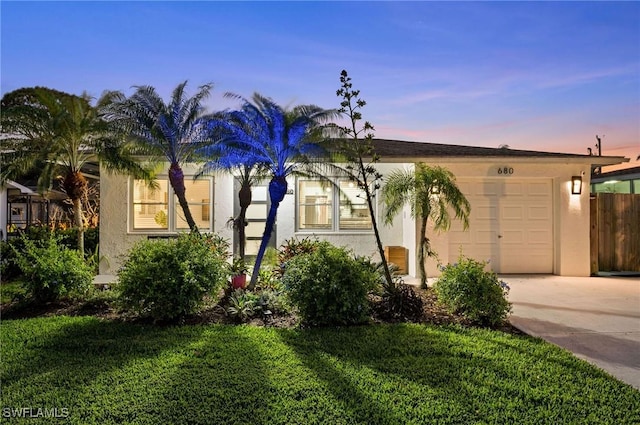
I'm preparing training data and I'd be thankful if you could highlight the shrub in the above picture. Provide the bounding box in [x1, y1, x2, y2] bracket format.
[11, 234, 93, 302]
[224, 288, 290, 323]
[116, 232, 229, 321]
[225, 289, 259, 322]
[276, 236, 322, 275]
[1, 226, 99, 279]
[434, 255, 511, 326]
[256, 268, 283, 291]
[282, 242, 379, 326]
[375, 281, 424, 322]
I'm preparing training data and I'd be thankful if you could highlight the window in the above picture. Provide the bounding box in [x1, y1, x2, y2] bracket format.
[131, 178, 212, 231]
[297, 179, 372, 231]
[298, 180, 332, 230]
[338, 180, 372, 230]
[592, 180, 631, 194]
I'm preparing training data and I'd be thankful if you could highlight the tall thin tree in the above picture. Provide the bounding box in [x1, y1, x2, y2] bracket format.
[333, 70, 395, 290]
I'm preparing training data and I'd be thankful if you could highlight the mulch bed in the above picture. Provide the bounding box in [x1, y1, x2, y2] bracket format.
[0, 286, 524, 336]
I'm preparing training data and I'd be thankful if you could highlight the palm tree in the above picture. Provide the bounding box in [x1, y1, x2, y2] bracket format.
[382, 163, 471, 288]
[100, 81, 216, 231]
[211, 93, 338, 289]
[1, 87, 153, 254]
[197, 149, 268, 261]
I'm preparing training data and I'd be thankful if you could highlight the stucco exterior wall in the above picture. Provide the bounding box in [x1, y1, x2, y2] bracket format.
[99, 164, 234, 275]
[100, 158, 594, 278]
[421, 159, 592, 277]
[276, 163, 405, 260]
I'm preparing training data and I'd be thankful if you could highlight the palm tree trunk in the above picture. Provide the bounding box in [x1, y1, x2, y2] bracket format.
[63, 171, 88, 256]
[237, 180, 252, 260]
[248, 176, 286, 290]
[418, 217, 428, 289]
[73, 197, 85, 256]
[168, 163, 197, 231]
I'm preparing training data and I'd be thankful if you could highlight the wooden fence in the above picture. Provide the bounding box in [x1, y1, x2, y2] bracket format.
[590, 193, 640, 273]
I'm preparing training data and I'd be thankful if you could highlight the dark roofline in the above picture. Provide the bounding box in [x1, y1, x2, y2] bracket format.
[369, 139, 625, 161]
[592, 165, 640, 182]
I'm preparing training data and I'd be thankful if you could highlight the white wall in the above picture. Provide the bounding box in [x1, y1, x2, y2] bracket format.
[99, 164, 234, 275]
[423, 159, 593, 277]
[100, 158, 595, 277]
[276, 163, 405, 261]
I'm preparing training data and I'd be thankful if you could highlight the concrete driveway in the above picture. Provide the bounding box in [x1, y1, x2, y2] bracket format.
[505, 275, 640, 390]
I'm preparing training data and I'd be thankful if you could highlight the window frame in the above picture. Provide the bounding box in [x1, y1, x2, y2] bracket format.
[295, 177, 374, 233]
[129, 176, 214, 233]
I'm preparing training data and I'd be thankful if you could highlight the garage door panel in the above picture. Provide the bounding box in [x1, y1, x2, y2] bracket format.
[450, 230, 471, 244]
[478, 182, 500, 196]
[502, 230, 524, 244]
[504, 182, 525, 196]
[528, 206, 551, 220]
[502, 252, 552, 273]
[475, 230, 497, 244]
[448, 178, 553, 273]
[528, 181, 552, 196]
[503, 205, 524, 220]
[474, 205, 498, 220]
[457, 181, 473, 194]
[528, 230, 552, 244]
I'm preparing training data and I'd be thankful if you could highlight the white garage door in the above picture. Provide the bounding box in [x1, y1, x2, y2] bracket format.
[448, 179, 553, 273]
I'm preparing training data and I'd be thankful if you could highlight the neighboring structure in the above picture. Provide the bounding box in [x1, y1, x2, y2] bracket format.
[1, 161, 100, 240]
[99, 139, 627, 278]
[0, 180, 63, 240]
[591, 166, 640, 194]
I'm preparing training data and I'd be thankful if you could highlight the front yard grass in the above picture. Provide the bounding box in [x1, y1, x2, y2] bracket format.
[2, 316, 638, 424]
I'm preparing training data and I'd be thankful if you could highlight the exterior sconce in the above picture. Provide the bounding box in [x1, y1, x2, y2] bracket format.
[431, 186, 440, 195]
[571, 176, 582, 195]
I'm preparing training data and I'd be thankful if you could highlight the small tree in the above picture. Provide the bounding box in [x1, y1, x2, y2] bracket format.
[382, 163, 470, 288]
[205, 93, 338, 289]
[100, 81, 217, 231]
[334, 70, 394, 290]
[198, 112, 270, 261]
[1, 87, 153, 254]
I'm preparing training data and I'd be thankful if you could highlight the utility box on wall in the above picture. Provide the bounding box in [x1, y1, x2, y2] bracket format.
[384, 246, 408, 275]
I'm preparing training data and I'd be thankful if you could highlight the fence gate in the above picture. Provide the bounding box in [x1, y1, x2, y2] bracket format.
[590, 193, 640, 273]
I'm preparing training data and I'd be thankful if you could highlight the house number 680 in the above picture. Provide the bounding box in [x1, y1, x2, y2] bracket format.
[498, 167, 514, 175]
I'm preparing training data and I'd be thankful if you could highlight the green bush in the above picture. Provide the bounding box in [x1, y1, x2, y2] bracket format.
[375, 282, 424, 322]
[277, 236, 322, 275]
[11, 235, 93, 302]
[434, 255, 511, 326]
[282, 242, 379, 326]
[1, 226, 99, 279]
[116, 232, 229, 321]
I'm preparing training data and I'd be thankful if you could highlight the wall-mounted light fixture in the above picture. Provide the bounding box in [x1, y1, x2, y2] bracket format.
[571, 176, 582, 195]
[431, 186, 440, 195]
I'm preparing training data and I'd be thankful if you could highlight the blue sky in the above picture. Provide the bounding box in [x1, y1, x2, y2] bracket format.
[2, 1, 638, 168]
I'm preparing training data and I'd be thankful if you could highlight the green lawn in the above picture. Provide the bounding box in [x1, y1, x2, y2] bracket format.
[2, 316, 638, 424]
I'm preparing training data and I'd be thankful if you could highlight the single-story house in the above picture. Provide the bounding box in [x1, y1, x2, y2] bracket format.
[98, 139, 627, 279]
[591, 165, 640, 194]
[0, 180, 67, 240]
[1, 162, 101, 240]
